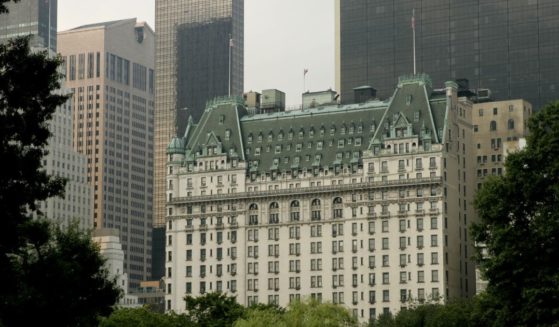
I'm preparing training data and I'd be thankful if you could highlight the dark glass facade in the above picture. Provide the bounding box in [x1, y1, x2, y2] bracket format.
[176, 17, 235, 128]
[0, 0, 57, 52]
[338, 0, 559, 110]
[153, 0, 244, 279]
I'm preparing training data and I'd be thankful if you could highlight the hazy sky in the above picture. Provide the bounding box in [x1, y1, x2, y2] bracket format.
[58, 0, 335, 106]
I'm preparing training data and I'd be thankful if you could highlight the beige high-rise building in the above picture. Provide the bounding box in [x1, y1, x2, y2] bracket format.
[164, 75, 478, 321]
[471, 99, 532, 293]
[472, 99, 532, 189]
[58, 19, 155, 288]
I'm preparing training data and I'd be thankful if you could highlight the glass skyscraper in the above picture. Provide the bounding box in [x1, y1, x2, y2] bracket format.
[0, 0, 57, 52]
[153, 0, 244, 279]
[336, 0, 559, 110]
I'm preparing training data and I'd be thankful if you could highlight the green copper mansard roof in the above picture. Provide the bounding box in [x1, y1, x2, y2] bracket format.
[168, 74, 451, 175]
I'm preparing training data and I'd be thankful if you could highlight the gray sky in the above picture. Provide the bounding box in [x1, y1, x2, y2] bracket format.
[58, 0, 335, 106]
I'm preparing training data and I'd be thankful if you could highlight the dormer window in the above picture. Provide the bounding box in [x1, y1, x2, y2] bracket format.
[406, 95, 413, 105]
[258, 133, 263, 142]
[248, 134, 253, 143]
[299, 129, 304, 138]
[225, 129, 231, 140]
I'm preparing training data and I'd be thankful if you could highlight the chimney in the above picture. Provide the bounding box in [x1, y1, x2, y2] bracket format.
[353, 86, 377, 103]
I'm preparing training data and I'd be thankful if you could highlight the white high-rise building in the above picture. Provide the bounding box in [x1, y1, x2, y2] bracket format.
[164, 75, 478, 322]
[93, 228, 139, 307]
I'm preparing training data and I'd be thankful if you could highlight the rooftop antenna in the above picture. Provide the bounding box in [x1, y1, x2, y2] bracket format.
[412, 9, 416, 75]
[47, 0, 51, 55]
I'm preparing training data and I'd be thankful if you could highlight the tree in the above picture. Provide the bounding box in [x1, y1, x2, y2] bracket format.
[4, 224, 122, 326]
[472, 101, 559, 326]
[184, 292, 246, 327]
[0, 37, 121, 325]
[99, 307, 193, 327]
[234, 299, 358, 327]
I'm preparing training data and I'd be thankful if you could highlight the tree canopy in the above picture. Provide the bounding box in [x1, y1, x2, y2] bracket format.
[471, 101, 559, 326]
[234, 299, 358, 327]
[99, 307, 193, 327]
[184, 292, 247, 327]
[0, 36, 121, 326]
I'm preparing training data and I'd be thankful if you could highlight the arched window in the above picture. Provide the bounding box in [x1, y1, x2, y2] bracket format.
[508, 119, 515, 130]
[290, 200, 300, 222]
[333, 197, 343, 219]
[311, 199, 321, 221]
[269, 202, 279, 224]
[490, 120, 497, 131]
[249, 204, 258, 225]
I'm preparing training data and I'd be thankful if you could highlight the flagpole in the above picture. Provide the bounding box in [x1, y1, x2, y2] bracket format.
[412, 9, 416, 75]
[228, 36, 232, 96]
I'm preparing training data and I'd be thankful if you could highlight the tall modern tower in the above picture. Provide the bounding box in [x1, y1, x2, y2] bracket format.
[153, 0, 244, 279]
[336, 0, 559, 110]
[59, 19, 155, 288]
[0, 0, 57, 52]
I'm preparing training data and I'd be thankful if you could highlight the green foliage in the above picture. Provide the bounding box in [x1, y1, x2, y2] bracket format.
[369, 312, 396, 327]
[234, 305, 285, 327]
[369, 299, 483, 327]
[235, 298, 358, 327]
[472, 101, 559, 326]
[184, 292, 246, 327]
[99, 307, 193, 327]
[0, 36, 67, 253]
[0, 37, 121, 326]
[3, 223, 121, 326]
